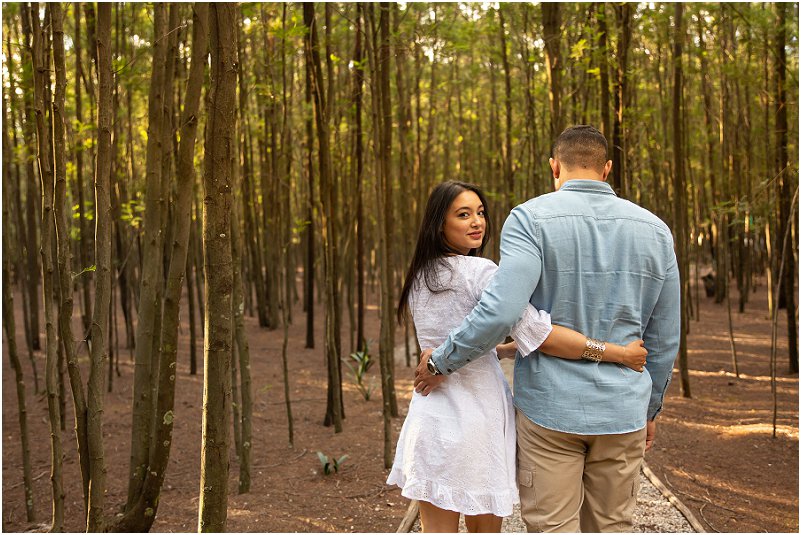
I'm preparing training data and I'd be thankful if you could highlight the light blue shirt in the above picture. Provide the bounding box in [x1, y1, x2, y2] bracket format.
[430, 179, 680, 435]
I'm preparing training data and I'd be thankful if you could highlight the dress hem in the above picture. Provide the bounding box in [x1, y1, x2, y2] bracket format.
[387, 469, 518, 518]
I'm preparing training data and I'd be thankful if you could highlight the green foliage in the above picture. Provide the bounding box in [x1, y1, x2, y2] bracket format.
[120, 197, 144, 229]
[346, 341, 375, 401]
[316, 451, 348, 475]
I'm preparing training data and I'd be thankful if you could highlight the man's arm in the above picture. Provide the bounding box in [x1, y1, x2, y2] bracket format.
[429, 207, 543, 375]
[642, 242, 681, 421]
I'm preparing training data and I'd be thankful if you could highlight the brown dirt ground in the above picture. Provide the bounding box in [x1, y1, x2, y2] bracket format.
[2, 275, 798, 533]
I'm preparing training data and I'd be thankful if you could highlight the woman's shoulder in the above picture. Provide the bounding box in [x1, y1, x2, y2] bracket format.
[452, 255, 497, 272]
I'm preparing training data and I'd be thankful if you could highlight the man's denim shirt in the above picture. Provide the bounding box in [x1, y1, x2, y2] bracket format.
[430, 179, 680, 435]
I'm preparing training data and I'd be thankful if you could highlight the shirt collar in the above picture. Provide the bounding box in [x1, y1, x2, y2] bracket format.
[559, 179, 617, 196]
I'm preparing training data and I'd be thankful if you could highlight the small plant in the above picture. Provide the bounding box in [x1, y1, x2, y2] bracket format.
[316, 451, 348, 475]
[346, 341, 375, 401]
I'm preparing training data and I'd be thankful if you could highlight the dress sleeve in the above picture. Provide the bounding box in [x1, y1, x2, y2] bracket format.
[469, 258, 499, 302]
[510, 305, 553, 357]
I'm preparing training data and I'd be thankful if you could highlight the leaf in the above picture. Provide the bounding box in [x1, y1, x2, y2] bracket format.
[570, 38, 588, 60]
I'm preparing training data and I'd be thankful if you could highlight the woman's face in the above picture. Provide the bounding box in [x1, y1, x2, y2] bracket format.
[442, 190, 486, 255]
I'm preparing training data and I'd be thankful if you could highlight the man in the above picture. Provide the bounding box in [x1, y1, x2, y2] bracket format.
[415, 125, 680, 532]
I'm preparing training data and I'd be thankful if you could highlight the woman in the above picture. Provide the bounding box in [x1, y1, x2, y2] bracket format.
[386, 181, 647, 533]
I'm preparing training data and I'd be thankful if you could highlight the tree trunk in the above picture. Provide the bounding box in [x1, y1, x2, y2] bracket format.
[21, 2, 42, 357]
[672, 3, 691, 396]
[111, 5, 209, 531]
[498, 6, 514, 213]
[612, 3, 633, 196]
[31, 4, 65, 529]
[4, 32, 40, 394]
[304, 19, 316, 350]
[2, 66, 35, 525]
[126, 4, 170, 508]
[542, 3, 562, 139]
[73, 1, 92, 333]
[51, 3, 92, 521]
[198, 3, 237, 531]
[774, 3, 798, 373]
[231, 198, 253, 495]
[598, 4, 611, 142]
[304, 2, 344, 432]
[85, 5, 114, 529]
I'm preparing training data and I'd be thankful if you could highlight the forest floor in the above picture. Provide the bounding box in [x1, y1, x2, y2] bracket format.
[2, 275, 798, 533]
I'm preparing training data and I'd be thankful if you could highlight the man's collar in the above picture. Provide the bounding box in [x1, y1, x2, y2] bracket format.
[558, 179, 617, 196]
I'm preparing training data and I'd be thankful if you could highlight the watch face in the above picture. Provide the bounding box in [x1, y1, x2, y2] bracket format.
[427, 359, 437, 375]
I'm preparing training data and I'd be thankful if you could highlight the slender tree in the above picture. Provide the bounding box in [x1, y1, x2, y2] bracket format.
[85, 4, 114, 530]
[198, 3, 238, 531]
[126, 5, 170, 508]
[672, 3, 692, 397]
[31, 3, 65, 529]
[2, 69, 35, 524]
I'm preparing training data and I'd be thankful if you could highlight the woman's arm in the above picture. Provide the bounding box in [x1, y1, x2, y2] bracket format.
[499, 325, 647, 372]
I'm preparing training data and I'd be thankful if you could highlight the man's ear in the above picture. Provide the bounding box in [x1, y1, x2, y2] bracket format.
[602, 159, 613, 181]
[549, 157, 560, 178]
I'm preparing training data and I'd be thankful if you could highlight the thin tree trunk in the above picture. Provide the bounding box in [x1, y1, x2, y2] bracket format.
[304, 2, 344, 432]
[672, 3, 691, 397]
[542, 3, 562, 139]
[85, 5, 114, 529]
[127, 5, 169, 507]
[111, 5, 209, 531]
[498, 6, 514, 213]
[2, 71, 36, 526]
[774, 2, 798, 373]
[4, 33, 39, 393]
[31, 4, 65, 529]
[612, 3, 632, 196]
[74, 3, 92, 333]
[198, 3, 237, 531]
[22, 2, 42, 356]
[51, 3, 92, 520]
[231, 199, 253, 494]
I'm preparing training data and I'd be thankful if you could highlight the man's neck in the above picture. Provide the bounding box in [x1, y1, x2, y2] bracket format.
[555, 174, 605, 190]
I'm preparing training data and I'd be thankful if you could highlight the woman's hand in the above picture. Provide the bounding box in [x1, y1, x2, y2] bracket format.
[495, 341, 517, 360]
[619, 339, 647, 372]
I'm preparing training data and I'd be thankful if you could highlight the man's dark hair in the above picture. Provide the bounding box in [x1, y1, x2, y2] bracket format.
[552, 125, 608, 173]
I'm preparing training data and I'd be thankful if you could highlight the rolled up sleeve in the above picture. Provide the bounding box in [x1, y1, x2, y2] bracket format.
[643, 244, 681, 420]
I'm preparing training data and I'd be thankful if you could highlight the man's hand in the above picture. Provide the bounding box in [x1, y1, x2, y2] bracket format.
[645, 420, 656, 452]
[414, 349, 446, 396]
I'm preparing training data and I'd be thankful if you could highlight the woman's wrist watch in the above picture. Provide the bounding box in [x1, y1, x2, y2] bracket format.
[426, 357, 443, 376]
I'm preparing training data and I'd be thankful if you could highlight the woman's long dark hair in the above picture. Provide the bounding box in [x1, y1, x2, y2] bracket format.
[396, 180, 492, 324]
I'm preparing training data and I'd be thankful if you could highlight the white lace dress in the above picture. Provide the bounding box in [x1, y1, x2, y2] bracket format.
[386, 255, 552, 517]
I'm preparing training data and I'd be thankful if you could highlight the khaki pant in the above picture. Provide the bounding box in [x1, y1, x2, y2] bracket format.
[516, 410, 646, 533]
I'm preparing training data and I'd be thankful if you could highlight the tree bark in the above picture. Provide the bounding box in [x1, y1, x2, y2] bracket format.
[21, 2, 42, 356]
[672, 3, 692, 398]
[85, 4, 114, 529]
[31, 4, 65, 529]
[198, 3, 237, 531]
[73, 4, 92, 332]
[774, 2, 798, 373]
[2, 61, 36, 525]
[612, 3, 633, 196]
[51, 3, 92, 521]
[542, 3, 562, 139]
[126, 4, 169, 508]
[111, 5, 209, 531]
[304, 2, 345, 432]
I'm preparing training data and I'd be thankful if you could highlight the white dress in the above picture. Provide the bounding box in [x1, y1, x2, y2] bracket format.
[386, 255, 552, 517]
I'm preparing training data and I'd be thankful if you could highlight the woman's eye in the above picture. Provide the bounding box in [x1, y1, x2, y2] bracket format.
[458, 212, 469, 218]
[478, 210, 485, 217]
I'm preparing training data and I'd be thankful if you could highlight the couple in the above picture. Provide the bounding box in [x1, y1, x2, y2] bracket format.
[387, 126, 680, 533]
